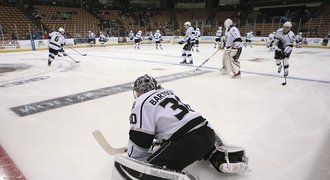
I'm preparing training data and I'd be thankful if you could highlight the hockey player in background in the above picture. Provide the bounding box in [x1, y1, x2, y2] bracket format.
[274, 22, 295, 77]
[128, 30, 134, 44]
[245, 31, 253, 48]
[134, 30, 142, 49]
[116, 74, 249, 177]
[154, 30, 162, 50]
[147, 31, 153, 44]
[88, 31, 96, 47]
[267, 31, 276, 51]
[193, 27, 201, 52]
[99, 31, 107, 47]
[295, 32, 303, 48]
[47, 27, 66, 66]
[214, 27, 222, 49]
[222, 18, 243, 78]
[179, 21, 195, 64]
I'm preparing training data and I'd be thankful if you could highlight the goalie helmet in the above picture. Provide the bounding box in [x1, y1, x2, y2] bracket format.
[224, 19, 233, 29]
[58, 27, 65, 34]
[133, 74, 161, 98]
[219, 26, 222, 30]
[156, 30, 160, 33]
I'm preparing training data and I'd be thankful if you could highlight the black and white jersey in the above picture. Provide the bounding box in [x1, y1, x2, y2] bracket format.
[88, 32, 95, 40]
[99, 34, 106, 41]
[48, 31, 65, 50]
[295, 34, 302, 42]
[216, 30, 222, 37]
[274, 28, 295, 49]
[127, 89, 206, 159]
[128, 32, 134, 39]
[134, 32, 142, 40]
[154, 32, 162, 42]
[269, 33, 275, 41]
[195, 29, 201, 39]
[184, 26, 196, 43]
[225, 26, 242, 48]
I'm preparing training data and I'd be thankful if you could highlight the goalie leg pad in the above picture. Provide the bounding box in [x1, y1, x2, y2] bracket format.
[112, 154, 196, 180]
[208, 145, 249, 173]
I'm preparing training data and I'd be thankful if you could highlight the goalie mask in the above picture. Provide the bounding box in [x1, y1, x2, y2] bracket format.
[133, 74, 161, 98]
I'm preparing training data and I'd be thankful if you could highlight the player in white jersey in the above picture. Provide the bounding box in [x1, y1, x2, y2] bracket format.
[147, 31, 153, 44]
[295, 32, 303, 48]
[87, 31, 96, 47]
[267, 31, 276, 51]
[47, 27, 66, 66]
[99, 31, 107, 47]
[120, 74, 249, 176]
[214, 27, 223, 49]
[245, 31, 253, 48]
[134, 30, 142, 49]
[222, 18, 243, 78]
[274, 22, 295, 77]
[193, 27, 201, 52]
[128, 30, 134, 44]
[179, 22, 195, 64]
[154, 30, 162, 49]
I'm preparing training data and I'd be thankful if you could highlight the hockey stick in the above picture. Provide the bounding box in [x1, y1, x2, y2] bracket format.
[195, 48, 221, 71]
[64, 44, 87, 56]
[281, 51, 287, 86]
[65, 53, 80, 63]
[92, 130, 126, 156]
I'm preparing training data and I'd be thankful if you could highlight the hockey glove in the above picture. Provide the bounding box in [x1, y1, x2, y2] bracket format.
[178, 40, 185, 45]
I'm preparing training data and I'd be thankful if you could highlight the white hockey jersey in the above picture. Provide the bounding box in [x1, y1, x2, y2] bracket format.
[134, 32, 142, 40]
[184, 26, 196, 43]
[195, 29, 201, 39]
[99, 34, 106, 41]
[48, 31, 65, 50]
[246, 32, 253, 40]
[154, 32, 162, 41]
[274, 28, 295, 49]
[128, 32, 134, 39]
[295, 34, 302, 42]
[88, 32, 95, 39]
[225, 26, 242, 48]
[216, 30, 222, 37]
[269, 33, 275, 41]
[127, 89, 207, 159]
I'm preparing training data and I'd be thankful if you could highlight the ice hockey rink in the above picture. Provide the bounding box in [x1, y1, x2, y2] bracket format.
[0, 43, 329, 180]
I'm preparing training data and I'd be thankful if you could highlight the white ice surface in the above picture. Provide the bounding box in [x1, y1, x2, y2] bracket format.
[0, 44, 329, 180]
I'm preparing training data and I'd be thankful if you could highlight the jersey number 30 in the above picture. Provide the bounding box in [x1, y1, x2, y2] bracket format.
[159, 97, 192, 120]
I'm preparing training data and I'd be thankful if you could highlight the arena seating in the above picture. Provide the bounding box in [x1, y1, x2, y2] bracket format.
[34, 5, 100, 37]
[0, 5, 39, 40]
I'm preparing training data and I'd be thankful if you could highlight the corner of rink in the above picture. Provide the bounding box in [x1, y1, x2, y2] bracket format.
[0, 145, 26, 180]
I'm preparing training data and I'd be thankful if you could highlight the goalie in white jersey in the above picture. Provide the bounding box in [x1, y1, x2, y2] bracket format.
[123, 74, 249, 175]
[274, 22, 295, 77]
[47, 27, 66, 66]
[222, 19, 243, 78]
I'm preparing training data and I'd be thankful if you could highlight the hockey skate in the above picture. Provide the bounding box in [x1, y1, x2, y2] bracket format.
[187, 60, 193, 65]
[232, 71, 241, 78]
[180, 60, 187, 64]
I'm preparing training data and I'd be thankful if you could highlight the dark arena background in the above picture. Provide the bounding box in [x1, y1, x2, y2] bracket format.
[0, 0, 329, 180]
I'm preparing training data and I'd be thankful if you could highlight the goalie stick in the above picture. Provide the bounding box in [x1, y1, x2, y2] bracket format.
[92, 130, 126, 156]
[195, 48, 221, 71]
